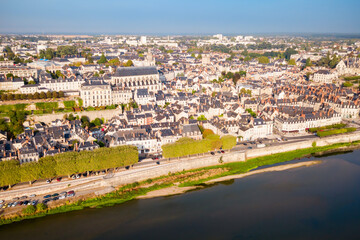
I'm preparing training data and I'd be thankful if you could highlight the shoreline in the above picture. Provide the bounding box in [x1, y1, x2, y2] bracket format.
[136, 160, 322, 199]
[1, 140, 359, 226]
[206, 160, 321, 184]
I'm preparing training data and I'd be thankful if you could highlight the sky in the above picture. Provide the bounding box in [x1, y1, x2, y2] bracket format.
[1, 0, 360, 35]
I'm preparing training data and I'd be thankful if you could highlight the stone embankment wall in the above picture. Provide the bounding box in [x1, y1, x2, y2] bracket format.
[102, 151, 246, 187]
[30, 109, 122, 123]
[246, 131, 360, 159]
[1, 132, 360, 200]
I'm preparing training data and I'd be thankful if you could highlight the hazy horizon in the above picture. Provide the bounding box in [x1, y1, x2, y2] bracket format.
[1, 0, 360, 35]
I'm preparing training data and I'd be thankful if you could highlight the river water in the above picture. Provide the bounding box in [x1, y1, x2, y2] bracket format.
[1, 150, 360, 240]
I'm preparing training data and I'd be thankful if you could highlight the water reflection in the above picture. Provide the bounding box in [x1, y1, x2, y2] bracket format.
[1, 151, 360, 240]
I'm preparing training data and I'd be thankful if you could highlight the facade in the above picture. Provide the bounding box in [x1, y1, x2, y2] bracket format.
[0, 66, 38, 78]
[311, 70, 337, 84]
[274, 113, 342, 133]
[80, 80, 112, 107]
[40, 77, 85, 92]
[0, 77, 24, 90]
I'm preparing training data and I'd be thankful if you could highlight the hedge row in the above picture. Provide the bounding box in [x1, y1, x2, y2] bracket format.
[0, 104, 28, 113]
[162, 135, 236, 158]
[63, 100, 76, 108]
[344, 75, 360, 81]
[308, 123, 347, 133]
[0, 145, 139, 187]
[316, 127, 356, 137]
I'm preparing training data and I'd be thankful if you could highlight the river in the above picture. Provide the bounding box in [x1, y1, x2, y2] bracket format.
[1, 150, 360, 240]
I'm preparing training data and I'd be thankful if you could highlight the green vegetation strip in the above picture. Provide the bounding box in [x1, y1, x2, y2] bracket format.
[308, 123, 356, 137]
[0, 146, 138, 187]
[1, 140, 359, 226]
[162, 135, 236, 158]
[0, 182, 173, 226]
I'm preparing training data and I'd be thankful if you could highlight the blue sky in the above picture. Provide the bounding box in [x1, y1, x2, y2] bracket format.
[1, 0, 359, 34]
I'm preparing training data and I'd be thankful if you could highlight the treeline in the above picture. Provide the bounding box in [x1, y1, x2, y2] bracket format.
[316, 128, 356, 137]
[213, 71, 246, 85]
[241, 48, 298, 61]
[0, 146, 139, 187]
[38, 45, 78, 59]
[247, 42, 286, 50]
[0, 110, 26, 139]
[0, 91, 65, 101]
[317, 53, 340, 69]
[162, 135, 236, 158]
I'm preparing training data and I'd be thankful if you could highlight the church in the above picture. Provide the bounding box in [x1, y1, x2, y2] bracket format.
[110, 66, 162, 92]
[336, 58, 360, 75]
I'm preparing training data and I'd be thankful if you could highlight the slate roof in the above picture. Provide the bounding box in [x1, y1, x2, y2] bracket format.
[114, 67, 158, 77]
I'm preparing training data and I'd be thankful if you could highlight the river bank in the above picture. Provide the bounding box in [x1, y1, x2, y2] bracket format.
[1, 140, 360, 226]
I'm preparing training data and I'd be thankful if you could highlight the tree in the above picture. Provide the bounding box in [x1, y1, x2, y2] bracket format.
[36, 203, 47, 212]
[7, 110, 26, 138]
[97, 53, 108, 64]
[59, 91, 65, 98]
[288, 59, 296, 65]
[284, 48, 298, 60]
[4, 46, 15, 60]
[6, 73, 14, 79]
[258, 56, 270, 64]
[124, 60, 133, 67]
[68, 113, 76, 121]
[305, 58, 313, 67]
[22, 205, 36, 215]
[245, 108, 256, 118]
[92, 118, 102, 127]
[46, 91, 52, 98]
[203, 129, 215, 138]
[33, 92, 40, 99]
[39, 92, 46, 99]
[197, 115, 207, 121]
[52, 91, 58, 98]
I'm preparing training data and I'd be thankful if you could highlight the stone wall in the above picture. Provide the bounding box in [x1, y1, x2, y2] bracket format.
[103, 151, 246, 187]
[1, 132, 359, 200]
[30, 108, 122, 123]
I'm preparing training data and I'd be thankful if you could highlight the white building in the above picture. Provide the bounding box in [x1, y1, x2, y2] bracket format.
[311, 70, 337, 84]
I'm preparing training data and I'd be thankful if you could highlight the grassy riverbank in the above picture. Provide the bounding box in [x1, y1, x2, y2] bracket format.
[1, 140, 360, 226]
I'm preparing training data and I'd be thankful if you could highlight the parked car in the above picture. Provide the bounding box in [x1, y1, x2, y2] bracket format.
[56, 177, 62, 182]
[59, 195, 66, 200]
[42, 199, 50, 204]
[52, 193, 59, 197]
[23, 200, 29, 205]
[220, 150, 225, 154]
[60, 191, 67, 196]
[20, 195, 27, 199]
[46, 180, 51, 184]
[31, 200, 38, 206]
[67, 191, 75, 197]
[0, 200, 4, 204]
[12, 197, 19, 201]
[71, 175, 76, 179]
[43, 195, 52, 199]
[29, 194, 36, 198]
[210, 152, 215, 155]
